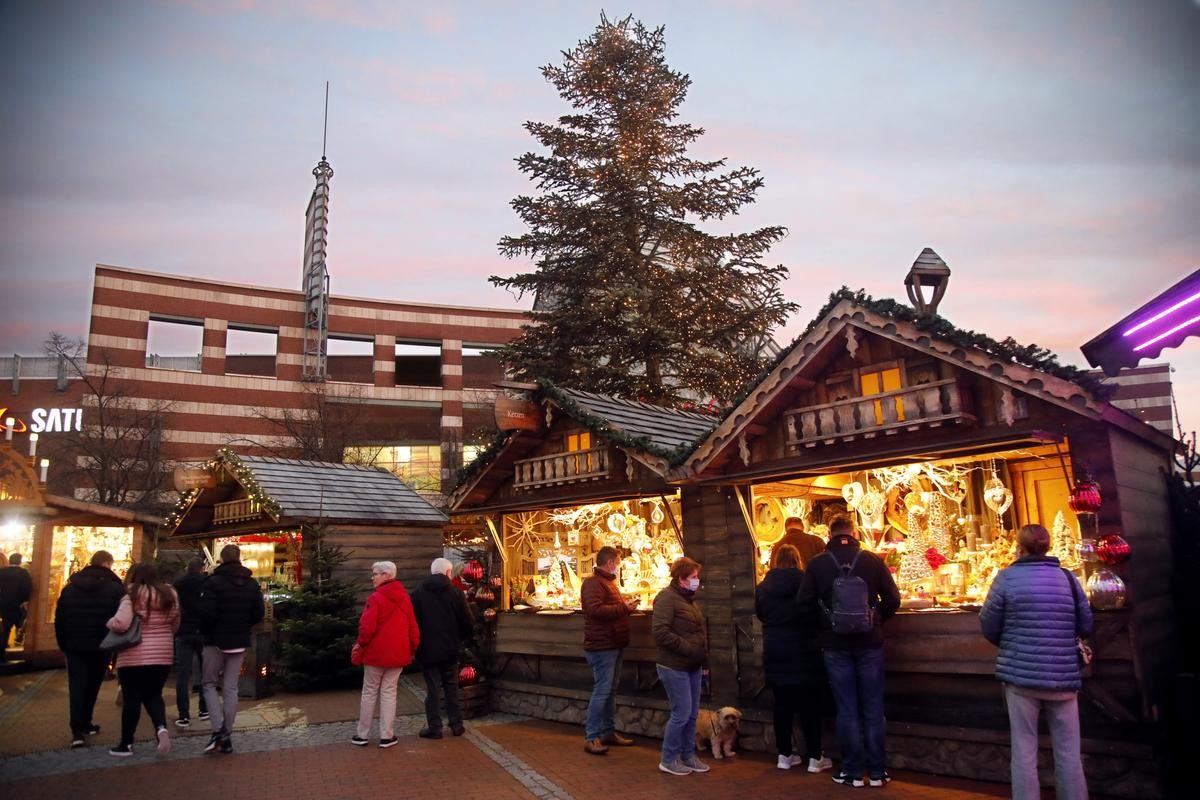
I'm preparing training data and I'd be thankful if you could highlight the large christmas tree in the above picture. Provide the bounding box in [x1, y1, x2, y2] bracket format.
[491, 14, 797, 406]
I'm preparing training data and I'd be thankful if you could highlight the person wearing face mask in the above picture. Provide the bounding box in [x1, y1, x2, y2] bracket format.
[651, 556, 708, 776]
[580, 546, 640, 755]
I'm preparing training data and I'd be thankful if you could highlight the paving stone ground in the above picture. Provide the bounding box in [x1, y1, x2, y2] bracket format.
[0, 669, 1071, 799]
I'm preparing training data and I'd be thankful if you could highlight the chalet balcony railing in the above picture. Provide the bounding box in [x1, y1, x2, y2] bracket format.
[213, 497, 263, 524]
[513, 447, 613, 490]
[784, 379, 972, 449]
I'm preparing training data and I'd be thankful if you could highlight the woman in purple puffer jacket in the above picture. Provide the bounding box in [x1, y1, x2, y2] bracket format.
[980, 524, 1093, 800]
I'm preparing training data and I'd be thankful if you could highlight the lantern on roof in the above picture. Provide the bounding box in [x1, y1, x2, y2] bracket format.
[904, 247, 952, 317]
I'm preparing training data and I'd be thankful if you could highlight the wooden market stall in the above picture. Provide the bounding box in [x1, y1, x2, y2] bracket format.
[452, 271, 1176, 796]
[165, 449, 447, 593]
[0, 442, 156, 668]
[672, 281, 1176, 796]
[448, 382, 717, 721]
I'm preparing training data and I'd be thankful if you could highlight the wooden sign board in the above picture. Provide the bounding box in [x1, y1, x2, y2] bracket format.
[495, 396, 543, 432]
[174, 466, 217, 492]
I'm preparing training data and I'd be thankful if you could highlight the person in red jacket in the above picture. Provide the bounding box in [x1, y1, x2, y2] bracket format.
[351, 561, 419, 749]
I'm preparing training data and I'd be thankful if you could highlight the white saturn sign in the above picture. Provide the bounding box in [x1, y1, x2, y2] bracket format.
[28, 407, 84, 433]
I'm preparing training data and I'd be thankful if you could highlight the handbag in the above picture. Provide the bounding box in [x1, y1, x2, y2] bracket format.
[100, 614, 143, 652]
[1062, 569, 1093, 668]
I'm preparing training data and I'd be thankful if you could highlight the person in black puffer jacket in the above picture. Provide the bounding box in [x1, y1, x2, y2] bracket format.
[198, 545, 264, 753]
[797, 516, 900, 787]
[172, 558, 208, 726]
[755, 544, 832, 774]
[410, 558, 474, 738]
[54, 550, 125, 745]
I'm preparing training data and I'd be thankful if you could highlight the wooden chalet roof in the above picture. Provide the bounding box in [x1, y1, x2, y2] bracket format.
[232, 455, 446, 526]
[547, 386, 718, 458]
[448, 383, 718, 512]
[679, 289, 1177, 479]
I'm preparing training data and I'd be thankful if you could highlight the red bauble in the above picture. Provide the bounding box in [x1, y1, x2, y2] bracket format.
[1068, 479, 1102, 515]
[489, 576, 503, 590]
[1095, 533, 1131, 566]
[482, 607, 498, 623]
[458, 664, 478, 686]
[474, 588, 496, 606]
[462, 560, 485, 584]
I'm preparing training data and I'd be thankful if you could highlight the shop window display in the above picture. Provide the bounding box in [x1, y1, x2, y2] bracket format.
[46, 526, 134, 622]
[214, 533, 301, 589]
[749, 447, 1083, 609]
[503, 495, 684, 611]
[0, 522, 35, 567]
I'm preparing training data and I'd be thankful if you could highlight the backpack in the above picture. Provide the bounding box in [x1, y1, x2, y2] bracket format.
[820, 551, 876, 635]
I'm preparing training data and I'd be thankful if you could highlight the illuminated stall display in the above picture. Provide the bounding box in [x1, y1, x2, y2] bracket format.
[502, 495, 684, 610]
[213, 534, 302, 587]
[747, 445, 1083, 607]
[46, 525, 135, 621]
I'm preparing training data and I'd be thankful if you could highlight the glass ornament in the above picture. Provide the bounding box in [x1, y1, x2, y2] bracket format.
[841, 481, 864, 509]
[1095, 533, 1131, 566]
[1086, 568, 1126, 610]
[858, 489, 886, 519]
[1068, 478, 1102, 515]
[1076, 539, 1099, 563]
[462, 560, 484, 584]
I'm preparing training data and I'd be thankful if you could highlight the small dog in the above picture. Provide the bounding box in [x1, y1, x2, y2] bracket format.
[694, 706, 742, 759]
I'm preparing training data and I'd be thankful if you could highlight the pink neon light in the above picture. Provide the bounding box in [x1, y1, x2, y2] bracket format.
[1122, 290, 1200, 337]
[1132, 312, 1200, 352]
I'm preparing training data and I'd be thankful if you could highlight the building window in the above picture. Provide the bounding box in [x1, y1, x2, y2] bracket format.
[860, 367, 905, 424]
[345, 444, 442, 492]
[566, 431, 593, 473]
[146, 317, 202, 371]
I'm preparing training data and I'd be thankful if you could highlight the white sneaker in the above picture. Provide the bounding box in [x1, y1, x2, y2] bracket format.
[808, 755, 833, 773]
[156, 726, 170, 755]
[777, 755, 805, 770]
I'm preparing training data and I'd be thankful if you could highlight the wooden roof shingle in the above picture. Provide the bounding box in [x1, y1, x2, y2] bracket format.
[550, 386, 718, 458]
[237, 455, 446, 526]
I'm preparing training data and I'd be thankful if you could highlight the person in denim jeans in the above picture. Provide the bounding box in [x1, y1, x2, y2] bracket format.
[797, 517, 900, 787]
[980, 524, 1092, 800]
[172, 558, 208, 727]
[651, 556, 708, 776]
[581, 546, 639, 755]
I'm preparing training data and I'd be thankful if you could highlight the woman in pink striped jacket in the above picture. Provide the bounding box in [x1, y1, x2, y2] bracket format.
[106, 563, 180, 757]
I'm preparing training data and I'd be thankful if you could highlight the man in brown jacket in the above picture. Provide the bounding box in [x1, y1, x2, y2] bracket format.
[581, 546, 639, 755]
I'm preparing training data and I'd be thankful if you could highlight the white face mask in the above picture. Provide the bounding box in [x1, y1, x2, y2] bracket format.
[685, 577, 700, 592]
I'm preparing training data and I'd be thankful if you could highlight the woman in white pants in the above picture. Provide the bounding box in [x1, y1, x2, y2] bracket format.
[351, 562, 420, 748]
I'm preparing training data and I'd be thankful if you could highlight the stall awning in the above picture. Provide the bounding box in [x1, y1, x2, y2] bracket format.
[1082, 269, 1200, 377]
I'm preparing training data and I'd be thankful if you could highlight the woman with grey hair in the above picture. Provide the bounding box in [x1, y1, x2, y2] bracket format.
[351, 561, 419, 748]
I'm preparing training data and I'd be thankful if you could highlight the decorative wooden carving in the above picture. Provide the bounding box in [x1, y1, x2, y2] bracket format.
[738, 433, 751, 466]
[785, 380, 974, 449]
[0, 446, 42, 503]
[513, 447, 613, 490]
[845, 327, 859, 360]
[1000, 387, 1016, 427]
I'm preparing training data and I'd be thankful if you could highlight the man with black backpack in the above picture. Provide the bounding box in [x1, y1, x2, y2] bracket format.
[797, 515, 900, 788]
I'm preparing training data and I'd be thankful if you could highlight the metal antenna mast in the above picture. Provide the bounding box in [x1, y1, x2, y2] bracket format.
[322, 80, 329, 160]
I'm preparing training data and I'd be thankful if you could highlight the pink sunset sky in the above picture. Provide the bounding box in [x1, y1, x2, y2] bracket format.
[1, 1, 1197, 435]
